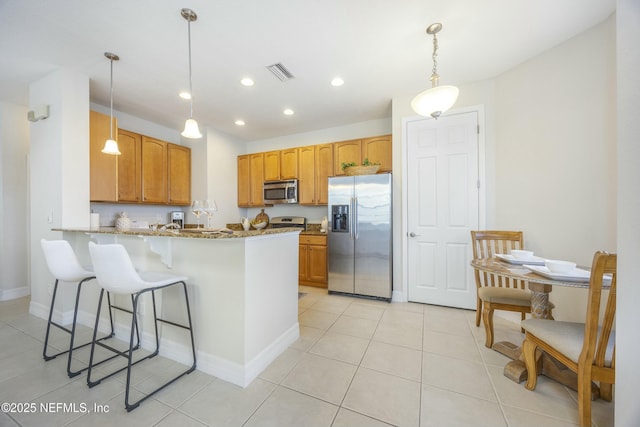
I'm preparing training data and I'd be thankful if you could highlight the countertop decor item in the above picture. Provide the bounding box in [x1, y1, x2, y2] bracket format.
[344, 165, 380, 176]
[115, 212, 132, 231]
[342, 159, 381, 176]
[320, 216, 328, 233]
[255, 209, 269, 225]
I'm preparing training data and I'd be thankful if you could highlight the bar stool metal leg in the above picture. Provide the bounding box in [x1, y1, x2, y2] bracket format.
[87, 241, 197, 412]
[42, 276, 116, 377]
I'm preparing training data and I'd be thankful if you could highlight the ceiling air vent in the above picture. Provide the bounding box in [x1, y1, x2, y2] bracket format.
[266, 63, 295, 82]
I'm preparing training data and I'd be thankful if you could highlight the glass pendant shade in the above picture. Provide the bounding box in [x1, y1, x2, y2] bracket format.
[101, 138, 121, 155]
[181, 8, 202, 139]
[182, 118, 202, 139]
[411, 85, 459, 119]
[103, 52, 121, 154]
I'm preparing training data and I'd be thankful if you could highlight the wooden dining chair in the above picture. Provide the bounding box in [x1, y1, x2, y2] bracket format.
[471, 230, 532, 348]
[521, 251, 616, 427]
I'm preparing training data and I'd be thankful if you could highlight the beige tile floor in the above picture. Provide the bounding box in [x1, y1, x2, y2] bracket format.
[0, 287, 614, 427]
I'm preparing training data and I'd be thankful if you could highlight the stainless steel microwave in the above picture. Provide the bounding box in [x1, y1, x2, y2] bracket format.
[263, 179, 298, 204]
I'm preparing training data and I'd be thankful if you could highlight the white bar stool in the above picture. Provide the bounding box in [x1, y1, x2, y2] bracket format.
[86, 241, 197, 412]
[40, 239, 115, 377]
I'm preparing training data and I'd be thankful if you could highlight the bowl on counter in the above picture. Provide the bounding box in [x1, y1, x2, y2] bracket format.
[545, 259, 577, 274]
[511, 250, 534, 260]
[251, 221, 267, 230]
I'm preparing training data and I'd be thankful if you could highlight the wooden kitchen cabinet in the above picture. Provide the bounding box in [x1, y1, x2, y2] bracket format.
[237, 153, 267, 207]
[280, 148, 298, 179]
[116, 129, 141, 202]
[167, 143, 191, 205]
[362, 134, 392, 172]
[90, 110, 118, 202]
[141, 136, 167, 204]
[263, 151, 280, 181]
[299, 234, 327, 287]
[299, 143, 333, 205]
[315, 143, 333, 204]
[237, 155, 251, 207]
[264, 148, 298, 181]
[333, 139, 362, 176]
[90, 112, 191, 206]
[298, 146, 316, 205]
[250, 153, 265, 206]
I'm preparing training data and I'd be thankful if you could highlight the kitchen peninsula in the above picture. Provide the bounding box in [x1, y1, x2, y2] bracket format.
[55, 226, 301, 387]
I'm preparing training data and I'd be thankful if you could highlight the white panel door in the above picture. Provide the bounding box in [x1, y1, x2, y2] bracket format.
[407, 112, 479, 308]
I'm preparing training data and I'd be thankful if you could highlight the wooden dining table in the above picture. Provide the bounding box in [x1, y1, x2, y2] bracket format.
[470, 257, 600, 392]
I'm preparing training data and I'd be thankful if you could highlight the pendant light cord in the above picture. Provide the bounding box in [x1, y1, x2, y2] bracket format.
[430, 33, 440, 88]
[109, 57, 114, 140]
[187, 17, 193, 119]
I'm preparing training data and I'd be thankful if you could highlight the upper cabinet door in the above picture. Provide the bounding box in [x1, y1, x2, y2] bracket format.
[362, 134, 392, 172]
[117, 129, 141, 202]
[167, 143, 191, 206]
[298, 146, 316, 204]
[315, 143, 334, 204]
[141, 136, 167, 204]
[263, 151, 280, 181]
[333, 139, 362, 176]
[89, 110, 118, 202]
[249, 153, 265, 206]
[280, 148, 298, 179]
[237, 155, 251, 207]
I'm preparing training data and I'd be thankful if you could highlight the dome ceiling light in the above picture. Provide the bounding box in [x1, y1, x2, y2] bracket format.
[411, 23, 459, 119]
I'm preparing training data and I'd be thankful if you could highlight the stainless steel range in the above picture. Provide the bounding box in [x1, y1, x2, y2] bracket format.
[269, 216, 307, 230]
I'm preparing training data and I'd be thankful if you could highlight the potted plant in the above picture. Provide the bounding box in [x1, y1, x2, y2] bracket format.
[341, 158, 381, 176]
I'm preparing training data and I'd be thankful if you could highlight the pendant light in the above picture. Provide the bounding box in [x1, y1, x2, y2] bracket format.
[411, 23, 459, 119]
[102, 52, 121, 155]
[181, 8, 202, 139]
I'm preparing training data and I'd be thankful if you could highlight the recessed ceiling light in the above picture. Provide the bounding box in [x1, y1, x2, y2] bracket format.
[179, 91, 191, 100]
[240, 78, 254, 87]
[283, 109, 294, 116]
[331, 77, 344, 87]
[235, 120, 245, 126]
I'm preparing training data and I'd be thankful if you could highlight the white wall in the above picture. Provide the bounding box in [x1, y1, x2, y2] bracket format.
[494, 15, 617, 322]
[0, 101, 30, 300]
[616, 1, 640, 425]
[29, 69, 90, 312]
[202, 126, 246, 228]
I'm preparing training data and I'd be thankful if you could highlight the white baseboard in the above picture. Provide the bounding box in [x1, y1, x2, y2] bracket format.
[1, 286, 30, 301]
[391, 290, 407, 302]
[196, 322, 300, 387]
[29, 300, 77, 325]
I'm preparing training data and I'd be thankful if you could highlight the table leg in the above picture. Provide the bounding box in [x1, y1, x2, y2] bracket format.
[503, 282, 552, 383]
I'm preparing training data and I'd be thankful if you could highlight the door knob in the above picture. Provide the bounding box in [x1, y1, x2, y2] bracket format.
[409, 232, 420, 238]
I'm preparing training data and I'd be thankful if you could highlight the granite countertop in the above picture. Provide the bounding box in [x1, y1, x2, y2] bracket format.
[54, 226, 302, 240]
[225, 222, 327, 236]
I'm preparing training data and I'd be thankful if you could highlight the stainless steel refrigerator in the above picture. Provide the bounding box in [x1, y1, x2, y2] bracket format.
[328, 173, 392, 300]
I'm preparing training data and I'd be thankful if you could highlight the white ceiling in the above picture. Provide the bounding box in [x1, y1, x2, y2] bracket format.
[0, 0, 615, 141]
